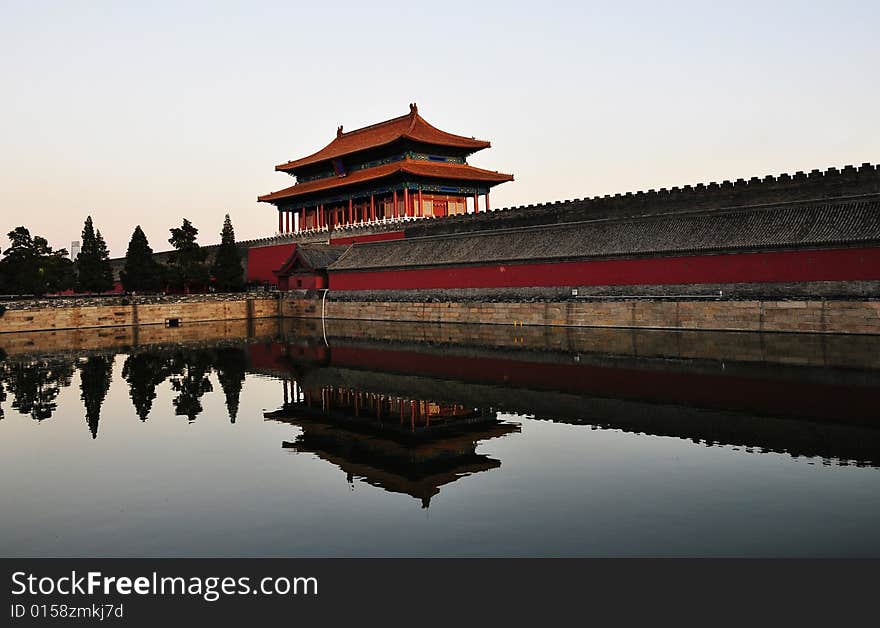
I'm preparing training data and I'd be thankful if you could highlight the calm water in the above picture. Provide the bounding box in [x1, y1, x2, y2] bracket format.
[1, 319, 879, 557]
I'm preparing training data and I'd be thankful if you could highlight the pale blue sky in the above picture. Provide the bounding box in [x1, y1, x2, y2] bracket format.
[1, 1, 877, 256]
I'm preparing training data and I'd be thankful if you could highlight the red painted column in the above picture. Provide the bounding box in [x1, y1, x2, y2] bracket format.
[392, 190, 398, 219]
[404, 188, 410, 217]
[473, 193, 479, 213]
[278, 210, 283, 234]
[348, 198, 353, 225]
[417, 188, 423, 217]
[370, 194, 375, 222]
[485, 192, 490, 212]
[299, 208, 304, 232]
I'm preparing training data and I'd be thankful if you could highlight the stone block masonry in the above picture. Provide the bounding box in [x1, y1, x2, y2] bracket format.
[2, 292, 878, 335]
[281, 295, 880, 335]
[0, 293, 280, 334]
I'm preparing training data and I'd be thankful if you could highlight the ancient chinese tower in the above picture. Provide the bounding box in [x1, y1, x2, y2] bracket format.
[259, 104, 513, 233]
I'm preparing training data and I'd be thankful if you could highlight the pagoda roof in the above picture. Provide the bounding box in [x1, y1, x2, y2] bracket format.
[258, 158, 514, 203]
[275, 104, 491, 172]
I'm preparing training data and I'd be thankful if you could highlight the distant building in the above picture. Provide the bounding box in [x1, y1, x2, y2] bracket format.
[70, 240, 80, 260]
[259, 103, 514, 234]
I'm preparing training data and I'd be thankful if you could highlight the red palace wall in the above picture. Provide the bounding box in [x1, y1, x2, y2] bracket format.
[330, 231, 405, 246]
[54, 281, 124, 296]
[329, 246, 880, 291]
[247, 243, 297, 284]
[280, 273, 327, 291]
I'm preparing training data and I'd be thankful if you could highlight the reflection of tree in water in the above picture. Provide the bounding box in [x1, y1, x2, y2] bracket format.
[0, 344, 252, 427]
[121, 352, 171, 421]
[213, 347, 247, 423]
[118, 346, 249, 423]
[4, 357, 75, 422]
[0, 348, 7, 420]
[168, 349, 214, 422]
[79, 355, 114, 439]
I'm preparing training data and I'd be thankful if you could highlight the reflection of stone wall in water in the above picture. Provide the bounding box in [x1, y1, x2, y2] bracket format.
[0, 318, 282, 357]
[279, 318, 880, 371]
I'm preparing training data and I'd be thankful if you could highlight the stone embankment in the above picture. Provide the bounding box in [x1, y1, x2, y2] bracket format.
[1, 292, 878, 335]
[0, 293, 279, 334]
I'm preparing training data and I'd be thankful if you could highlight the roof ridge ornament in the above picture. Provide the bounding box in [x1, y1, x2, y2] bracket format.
[337, 125, 344, 138]
[406, 103, 419, 133]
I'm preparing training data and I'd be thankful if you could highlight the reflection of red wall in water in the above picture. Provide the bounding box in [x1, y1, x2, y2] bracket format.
[247, 243, 297, 284]
[326, 345, 876, 423]
[248, 343, 328, 371]
[330, 246, 880, 291]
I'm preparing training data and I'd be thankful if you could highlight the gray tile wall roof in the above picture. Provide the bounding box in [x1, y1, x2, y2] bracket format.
[294, 245, 349, 270]
[329, 199, 880, 271]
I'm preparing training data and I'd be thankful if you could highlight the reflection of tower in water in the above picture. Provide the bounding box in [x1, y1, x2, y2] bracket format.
[266, 378, 519, 508]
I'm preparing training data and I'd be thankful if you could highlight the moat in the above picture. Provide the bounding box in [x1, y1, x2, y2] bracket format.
[1, 319, 879, 557]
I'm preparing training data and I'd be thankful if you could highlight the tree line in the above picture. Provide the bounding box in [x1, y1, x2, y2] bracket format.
[0, 215, 244, 296]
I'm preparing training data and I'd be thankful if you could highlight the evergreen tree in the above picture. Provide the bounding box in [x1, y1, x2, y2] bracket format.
[40, 238, 75, 294]
[211, 214, 244, 292]
[1, 227, 39, 294]
[120, 226, 165, 293]
[75, 216, 114, 293]
[0, 227, 74, 295]
[165, 219, 209, 293]
[79, 354, 113, 439]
